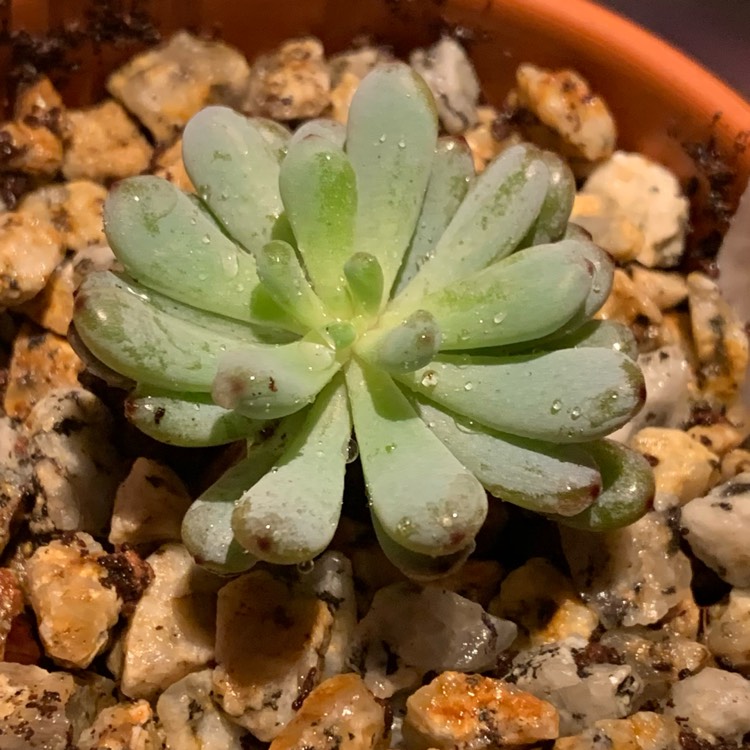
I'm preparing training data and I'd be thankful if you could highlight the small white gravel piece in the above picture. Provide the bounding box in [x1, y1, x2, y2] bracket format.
[349, 582, 516, 699]
[705, 588, 750, 676]
[0, 662, 114, 749]
[157, 669, 248, 750]
[404, 671, 559, 750]
[63, 100, 152, 182]
[553, 712, 680, 750]
[561, 511, 692, 628]
[410, 37, 480, 134]
[77, 700, 163, 750]
[109, 457, 193, 546]
[245, 38, 330, 120]
[582, 152, 689, 268]
[667, 667, 750, 743]
[118, 543, 221, 701]
[108, 30, 251, 141]
[680, 472, 750, 586]
[503, 637, 642, 736]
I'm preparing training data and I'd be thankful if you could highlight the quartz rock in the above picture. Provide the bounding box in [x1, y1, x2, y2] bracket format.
[704, 588, 750, 675]
[245, 38, 330, 120]
[561, 510, 692, 628]
[349, 583, 516, 698]
[599, 628, 708, 706]
[328, 46, 392, 124]
[0, 567, 24, 659]
[14, 75, 66, 132]
[153, 138, 195, 192]
[666, 667, 750, 743]
[0, 119, 63, 175]
[463, 106, 509, 173]
[109, 458, 192, 546]
[0, 662, 114, 749]
[436, 558, 503, 609]
[680, 472, 750, 586]
[553, 712, 680, 750]
[0, 415, 30, 555]
[503, 637, 642, 735]
[269, 673, 390, 750]
[629, 266, 689, 311]
[63, 100, 152, 182]
[410, 37, 480, 134]
[0, 211, 63, 307]
[27, 533, 121, 668]
[25, 387, 123, 534]
[489, 558, 598, 649]
[212, 566, 333, 740]
[157, 669, 248, 750]
[404, 671, 559, 750]
[596, 268, 662, 328]
[17, 261, 76, 335]
[108, 31, 251, 141]
[582, 152, 689, 268]
[77, 700, 163, 750]
[571, 193, 644, 263]
[687, 272, 749, 403]
[119, 544, 221, 700]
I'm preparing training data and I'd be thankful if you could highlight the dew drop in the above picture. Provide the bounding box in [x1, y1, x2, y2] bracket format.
[456, 419, 476, 434]
[550, 399, 562, 414]
[385, 443, 396, 454]
[396, 517, 413, 535]
[463, 382, 473, 391]
[459, 329, 470, 342]
[421, 370, 439, 388]
[133, 195, 140, 202]
[378, 134, 387, 143]
[592, 284, 602, 294]
[346, 437, 359, 464]
[296, 560, 315, 574]
[201, 234, 211, 245]
[570, 406, 582, 420]
[493, 312, 506, 325]
[397, 139, 406, 149]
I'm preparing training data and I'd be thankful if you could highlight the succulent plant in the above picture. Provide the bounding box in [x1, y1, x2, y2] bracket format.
[74, 62, 653, 578]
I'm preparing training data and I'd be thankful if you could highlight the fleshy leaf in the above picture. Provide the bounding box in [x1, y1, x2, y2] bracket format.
[104, 176, 276, 326]
[75, 272, 253, 391]
[394, 144, 549, 309]
[182, 411, 307, 573]
[125, 387, 268, 447]
[231, 377, 351, 563]
[256, 240, 331, 329]
[401, 240, 594, 350]
[546, 320, 639, 360]
[278, 135, 357, 313]
[211, 339, 339, 419]
[549, 440, 655, 530]
[398, 348, 645, 443]
[394, 137, 474, 295]
[344, 253, 384, 318]
[346, 63, 438, 301]
[252, 117, 291, 160]
[346, 359, 487, 556]
[372, 514, 475, 581]
[525, 151, 575, 245]
[412, 395, 601, 515]
[357, 310, 442, 373]
[290, 118, 346, 148]
[182, 106, 282, 255]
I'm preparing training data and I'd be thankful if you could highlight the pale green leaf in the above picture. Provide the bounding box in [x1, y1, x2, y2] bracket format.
[182, 106, 282, 255]
[182, 411, 307, 573]
[290, 118, 346, 148]
[104, 176, 274, 325]
[524, 150, 575, 245]
[394, 137, 474, 295]
[412, 395, 601, 515]
[346, 358, 487, 556]
[397, 348, 646, 443]
[251, 116, 291, 160]
[278, 135, 357, 313]
[231, 377, 351, 563]
[125, 387, 268, 447]
[550, 440, 655, 530]
[346, 63, 438, 301]
[211, 339, 339, 418]
[344, 252, 384, 318]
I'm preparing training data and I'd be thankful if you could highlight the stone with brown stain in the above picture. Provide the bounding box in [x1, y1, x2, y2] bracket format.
[269, 673, 390, 750]
[3, 322, 83, 420]
[77, 700, 163, 750]
[404, 671, 559, 750]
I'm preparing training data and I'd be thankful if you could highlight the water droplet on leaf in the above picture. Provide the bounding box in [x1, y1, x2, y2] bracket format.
[550, 399, 562, 414]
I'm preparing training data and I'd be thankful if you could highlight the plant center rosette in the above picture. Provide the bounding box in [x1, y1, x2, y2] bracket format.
[73, 63, 653, 579]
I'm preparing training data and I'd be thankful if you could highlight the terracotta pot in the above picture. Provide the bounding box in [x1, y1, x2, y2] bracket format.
[3, 0, 749, 241]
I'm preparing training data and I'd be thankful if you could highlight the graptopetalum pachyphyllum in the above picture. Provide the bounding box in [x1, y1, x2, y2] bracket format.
[73, 62, 653, 579]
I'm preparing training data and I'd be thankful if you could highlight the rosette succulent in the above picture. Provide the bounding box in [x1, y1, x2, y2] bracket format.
[74, 63, 653, 578]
